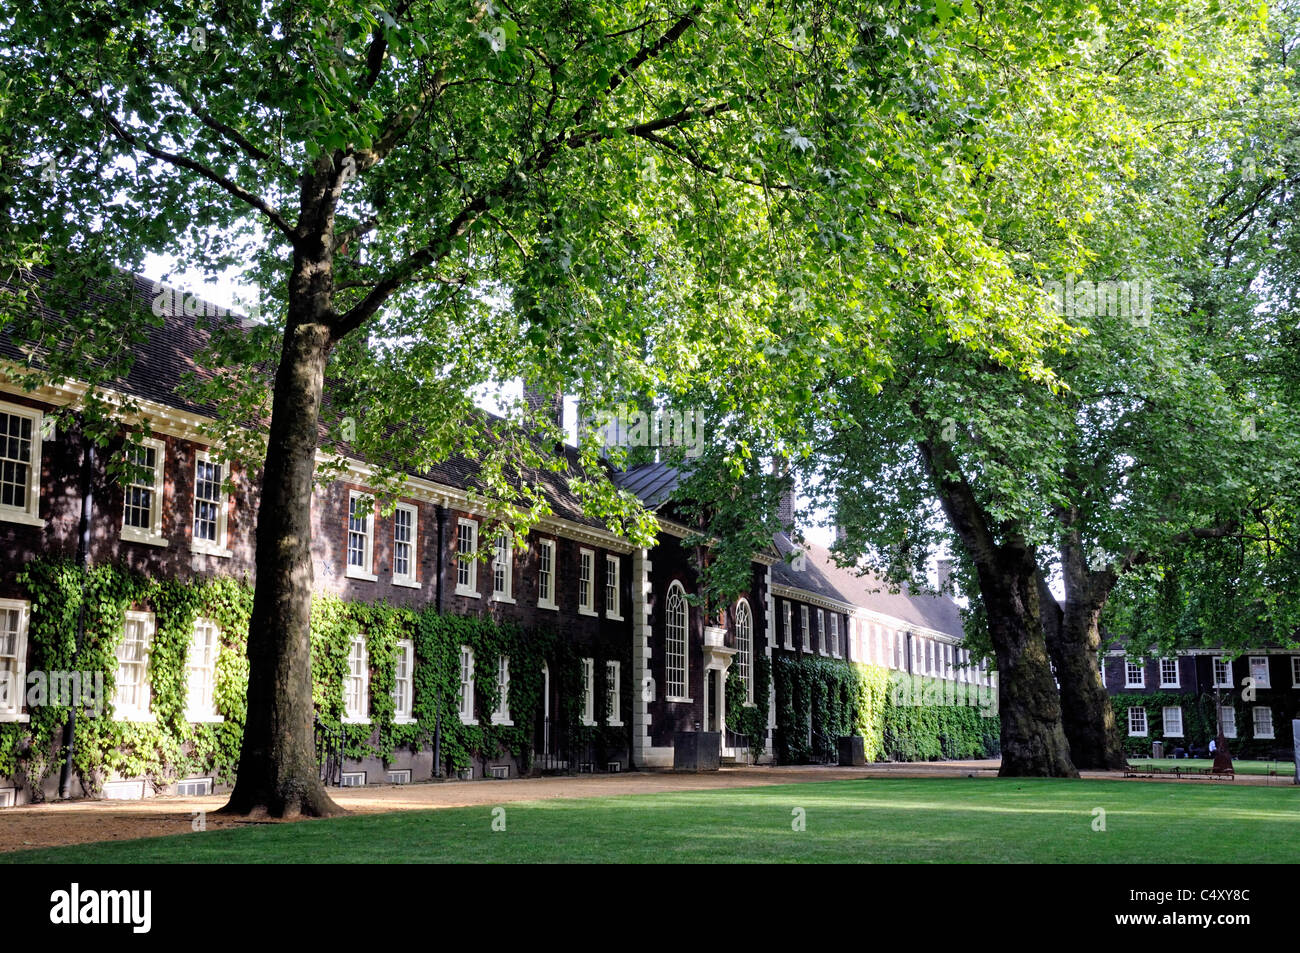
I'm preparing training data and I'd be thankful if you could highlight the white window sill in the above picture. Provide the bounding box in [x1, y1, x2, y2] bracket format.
[186, 713, 225, 724]
[578, 607, 598, 617]
[1164, 731, 1184, 738]
[0, 510, 44, 528]
[342, 716, 371, 725]
[394, 715, 416, 725]
[1222, 734, 1238, 740]
[392, 577, 421, 589]
[191, 543, 233, 559]
[665, 696, 693, 704]
[606, 613, 624, 622]
[537, 601, 558, 611]
[0, 712, 30, 723]
[456, 588, 481, 599]
[743, 702, 757, 709]
[490, 593, 516, 604]
[580, 718, 596, 727]
[459, 712, 476, 725]
[345, 566, 378, 582]
[783, 643, 793, 650]
[1128, 731, 1148, 737]
[491, 715, 513, 726]
[1254, 684, 1271, 690]
[121, 530, 169, 548]
[1125, 683, 1144, 689]
[1160, 683, 1179, 689]
[113, 712, 156, 724]
[1255, 731, 1275, 739]
[607, 720, 624, 728]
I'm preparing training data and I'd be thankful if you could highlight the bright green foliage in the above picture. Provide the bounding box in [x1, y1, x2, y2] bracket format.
[4, 559, 629, 789]
[725, 654, 771, 755]
[6, 559, 252, 794]
[771, 656, 999, 764]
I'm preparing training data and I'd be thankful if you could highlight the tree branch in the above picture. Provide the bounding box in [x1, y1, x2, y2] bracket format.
[90, 95, 296, 241]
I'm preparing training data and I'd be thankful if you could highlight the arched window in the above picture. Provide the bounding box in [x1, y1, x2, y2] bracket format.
[735, 599, 753, 704]
[665, 582, 687, 699]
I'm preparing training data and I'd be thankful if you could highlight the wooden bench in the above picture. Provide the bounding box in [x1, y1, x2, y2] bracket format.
[1123, 765, 1234, 781]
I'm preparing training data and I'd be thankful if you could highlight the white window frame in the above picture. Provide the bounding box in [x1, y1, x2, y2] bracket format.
[345, 491, 377, 581]
[113, 611, 155, 722]
[191, 450, 232, 557]
[0, 399, 44, 527]
[343, 635, 369, 724]
[578, 548, 596, 616]
[1218, 704, 1237, 739]
[1252, 705, 1274, 739]
[0, 599, 30, 722]
[816, 608, 826, 655]
[458, 646, 475, 724]
[492, 655, 512, 725]
[391, 503, 419, 588]
[1216, 702, 1237, 738]
[536, 538, 557, 610]
[455, 518, 479, 597]
[800, 605, 810, 654]
[392, 639, 415, 723]
[1125, 660, 1144, 688]
[120, 436, 167, 546]
[665, 581, 689, 701]
[580, 657, 596, 726]
[605, 554, 622, 620]
[606, 660, 623, 726]
[782, 601, 793, 650]
[1162, 705, 1183, 738]
[1292, 656, 1300, 688]
[735, 598, 754, 705]
[1213, 658, 1233, 688]
[185, 617, 222, 722]
[1127, 706, 1147, 737]
[491, 528, 515, 603]
[1159, 657, 1179, 688]
[1248, 656, 1270, 689]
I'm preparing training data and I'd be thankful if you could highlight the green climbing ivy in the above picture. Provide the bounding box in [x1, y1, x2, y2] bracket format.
[771, 656, 1000, 764]
[3, 557, 633, 795]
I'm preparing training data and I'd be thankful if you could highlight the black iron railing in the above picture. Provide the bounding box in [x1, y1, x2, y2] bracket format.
[315, 718, 345, 786]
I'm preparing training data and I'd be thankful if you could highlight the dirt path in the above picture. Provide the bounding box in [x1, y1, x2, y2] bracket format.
[1, 760, 1292, 854]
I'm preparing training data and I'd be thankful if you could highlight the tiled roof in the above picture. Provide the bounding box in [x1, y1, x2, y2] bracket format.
[613, 460, 685, 508]
[1, 266, 610, 528]
[773, 532, 965, 638]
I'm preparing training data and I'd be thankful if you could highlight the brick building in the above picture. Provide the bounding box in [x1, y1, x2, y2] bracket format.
[0, 271, 984, 805]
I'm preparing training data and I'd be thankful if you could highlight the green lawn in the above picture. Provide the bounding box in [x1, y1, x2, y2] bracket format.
[1126, 759, 1295, 777]
[4, 778, 1298, 864]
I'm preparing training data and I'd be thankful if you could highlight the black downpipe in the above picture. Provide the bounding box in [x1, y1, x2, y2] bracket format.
[58, 432, 94, 799]
[433, 503, 447, 778]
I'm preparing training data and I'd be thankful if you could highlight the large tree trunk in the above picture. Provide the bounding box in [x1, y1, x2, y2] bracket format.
[976, 549, 1078, 777]
[1042, 533, 1128, 771]
[222, 212, 345, 817]
[917, 436, 1077, 778]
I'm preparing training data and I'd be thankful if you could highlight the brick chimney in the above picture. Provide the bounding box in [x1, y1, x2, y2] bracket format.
[937, 558, 954, 593]
[523, 381, 564, 431]
[773, 461, 795, 530]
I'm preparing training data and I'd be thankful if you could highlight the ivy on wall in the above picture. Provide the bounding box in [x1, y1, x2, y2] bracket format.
[1109, 693, 1292, 759]
[724, 654, 771, 754]
[4, 558, 252, 797]
[1, 558, 633, 794]
[771, 656, 1000, 764]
